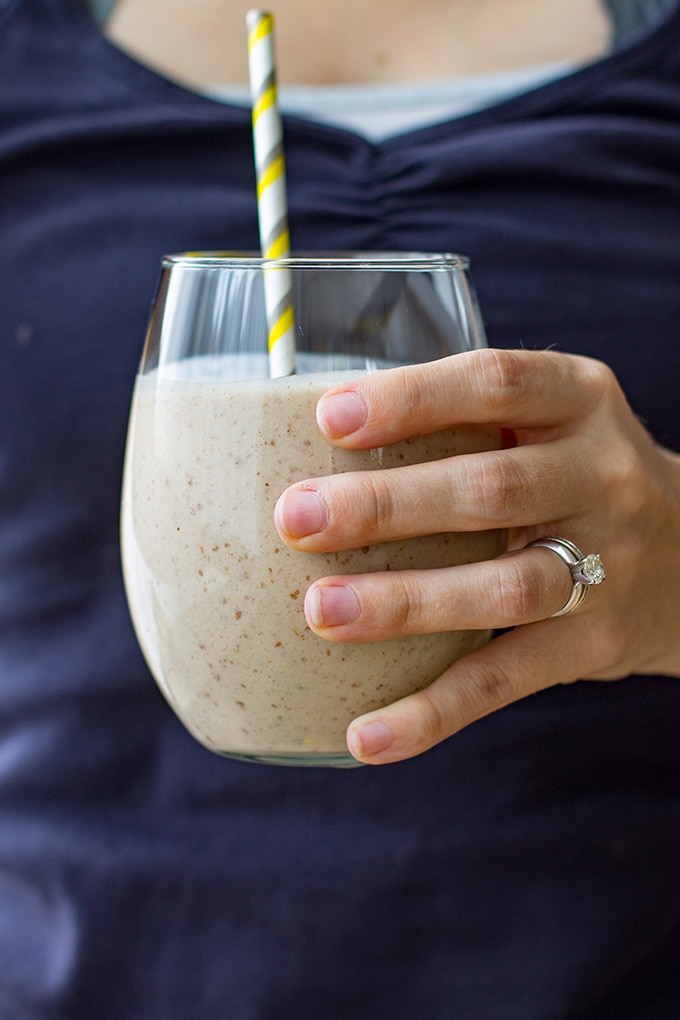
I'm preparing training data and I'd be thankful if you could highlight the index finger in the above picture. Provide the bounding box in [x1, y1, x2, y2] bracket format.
[316, 348, 607, 449]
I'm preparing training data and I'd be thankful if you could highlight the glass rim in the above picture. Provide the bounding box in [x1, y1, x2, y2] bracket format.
[162, 250, 470, 271]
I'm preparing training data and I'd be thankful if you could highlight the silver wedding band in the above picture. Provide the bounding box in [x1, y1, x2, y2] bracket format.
[526, 537, 606, 618]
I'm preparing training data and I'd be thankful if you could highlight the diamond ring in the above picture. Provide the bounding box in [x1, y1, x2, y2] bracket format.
[526, 537, 606, 618]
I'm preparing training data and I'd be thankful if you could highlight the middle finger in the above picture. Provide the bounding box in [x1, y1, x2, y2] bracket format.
[275, 437, 592, 552]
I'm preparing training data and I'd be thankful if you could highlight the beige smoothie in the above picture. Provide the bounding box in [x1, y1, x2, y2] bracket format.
[121, 363, 504, 765]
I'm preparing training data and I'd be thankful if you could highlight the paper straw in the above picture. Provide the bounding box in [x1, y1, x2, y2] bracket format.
[246, 9, 296, 377]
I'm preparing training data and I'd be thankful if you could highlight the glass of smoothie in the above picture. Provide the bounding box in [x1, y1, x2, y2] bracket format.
[120, 253, 505, 767]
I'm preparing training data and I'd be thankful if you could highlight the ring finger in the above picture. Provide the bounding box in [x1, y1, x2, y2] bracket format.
[303, 545, 580, 641]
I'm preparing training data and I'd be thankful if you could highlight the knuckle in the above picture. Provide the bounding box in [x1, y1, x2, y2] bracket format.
[385, 575, 421, 632]
[576, 355, 618, 398]
[474, 348, 529, 409]
[458, 656, 520, 713]
[376, 364, 429, 425]
[466, 453, 527, 525]
[355, 472, 396, 535]
[592, 438, 649, 514]
[410, 686, 449, 746]
[611, 443, 647, 497]
[495, 558, 545, 622]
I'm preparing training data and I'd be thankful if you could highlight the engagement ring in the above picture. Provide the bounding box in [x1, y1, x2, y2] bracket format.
[526, 537, 606, 618]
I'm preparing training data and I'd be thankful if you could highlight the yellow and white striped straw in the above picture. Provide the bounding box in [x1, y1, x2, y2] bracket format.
[246, 9, 296, 377]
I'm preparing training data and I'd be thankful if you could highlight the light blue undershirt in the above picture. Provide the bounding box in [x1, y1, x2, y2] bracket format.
[206, 61, 577, 141]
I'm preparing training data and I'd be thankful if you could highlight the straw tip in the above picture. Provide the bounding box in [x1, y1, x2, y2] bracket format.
[246, 9, 273, 28]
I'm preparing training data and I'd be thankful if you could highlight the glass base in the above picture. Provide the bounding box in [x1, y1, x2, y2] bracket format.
[216, 749, 364, 769]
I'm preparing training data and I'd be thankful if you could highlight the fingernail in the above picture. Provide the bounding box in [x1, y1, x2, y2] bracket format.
[306, 584, 360, 628]
[347, 720, 393, 759]
[277, 488, 327, 538]
[317, 390, 367, 438]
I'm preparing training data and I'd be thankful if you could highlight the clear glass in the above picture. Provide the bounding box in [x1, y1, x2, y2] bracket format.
[121, 253, 504, 767]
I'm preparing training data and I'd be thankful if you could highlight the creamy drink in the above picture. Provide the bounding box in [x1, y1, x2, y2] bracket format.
[121, 362, 504, 766]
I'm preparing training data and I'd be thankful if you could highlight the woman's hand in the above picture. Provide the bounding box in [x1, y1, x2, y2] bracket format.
[274, 348, 680, 764]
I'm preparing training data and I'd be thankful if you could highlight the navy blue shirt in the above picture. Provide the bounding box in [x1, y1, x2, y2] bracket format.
[1, 1, 680, 1017]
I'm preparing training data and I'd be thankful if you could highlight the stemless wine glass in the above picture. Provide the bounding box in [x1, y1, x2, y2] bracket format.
[120, 252, 505, 767]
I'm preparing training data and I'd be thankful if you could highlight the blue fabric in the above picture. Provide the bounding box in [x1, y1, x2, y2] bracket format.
[601, 0, 678, 44]
[1, 1, 680, 1017]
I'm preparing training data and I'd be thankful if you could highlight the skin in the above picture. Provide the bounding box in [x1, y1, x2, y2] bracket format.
[273, 350, 680, 763]
[106, 0, 610, 87]
[105, 2, 680, 762]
